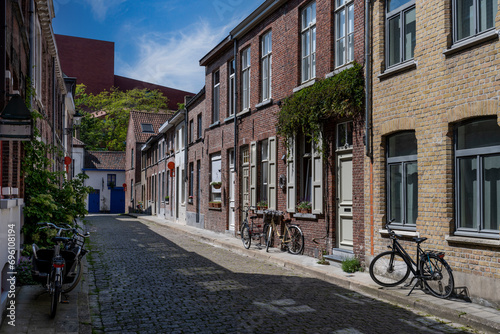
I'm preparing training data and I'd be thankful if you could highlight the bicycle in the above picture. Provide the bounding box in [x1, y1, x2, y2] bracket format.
[240, 206, 268, 249]
[31, 222, 90, 317]
[264, 210, 304, 255]
[369, 222, 454, 298]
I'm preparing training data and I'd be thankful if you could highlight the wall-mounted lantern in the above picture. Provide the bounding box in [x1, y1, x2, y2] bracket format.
[0, 94, 32, 141]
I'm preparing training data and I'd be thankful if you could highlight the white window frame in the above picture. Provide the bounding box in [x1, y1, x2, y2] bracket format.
[335, 0, 355, 68]
[301, 2, 317, 83]
[213, 70, 220, 123]
[211, 153, 222, 202]
[241, 48, 251, 111]
[229, 59, 236, 116]
[261, 31, 272, 102]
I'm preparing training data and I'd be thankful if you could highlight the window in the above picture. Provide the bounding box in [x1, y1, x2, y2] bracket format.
[387, 131, 418, 228]
[453, 0, 498, 42]
[131, 180, 134, 200]
[131, 148, 134, 168]
[141, 123, 154, 133]
[261, 31, 272, 101]
[301, 2, 316, 82]
[241, 48, 251, 110]
[455, 118, 500, 238]
[189, 162, 194, 198]
[107, 174, 116, 187]
[189, 120, 194, 143]
[213, 70, 220, 123]
[211, 154, 222, 202]
[386, 0, 415, 68]
[261, 140, 269, 203]
[197, 114, 203, 139]
[242, 146, 250, 207]
[229, 59, 236, 116]
[337, 121, 353, 149]
[286, 135, 323, 213]
[335, 0, 354, 68]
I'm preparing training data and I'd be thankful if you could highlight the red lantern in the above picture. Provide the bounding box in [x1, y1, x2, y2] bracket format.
[123, 183, 127, 192]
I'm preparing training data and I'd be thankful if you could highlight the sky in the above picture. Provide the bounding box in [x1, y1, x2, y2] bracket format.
[52, 0, 263, 94]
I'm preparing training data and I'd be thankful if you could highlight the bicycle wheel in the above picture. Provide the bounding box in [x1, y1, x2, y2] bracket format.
[285, 225, 304, 255]
[369, 251, 411, 287]
[420, 254, 454, 298]
[62, 260, 83, 293]
[241, 224, 251, 249]
[50, 274, 61, 318]
[265, 224, 273, 252]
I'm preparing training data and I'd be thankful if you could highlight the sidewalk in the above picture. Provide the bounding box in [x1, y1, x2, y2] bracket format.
[0, 259, 92, 334]
[132, 213, 500, 334]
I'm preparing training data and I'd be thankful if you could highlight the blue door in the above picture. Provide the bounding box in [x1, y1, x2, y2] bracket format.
[110, 187, 125, 213]
[88, 189, 100, 213]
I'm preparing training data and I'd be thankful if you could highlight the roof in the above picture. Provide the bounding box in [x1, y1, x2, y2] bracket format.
[114, 75, 194, 111]
[84, 151, 125, 170]
[130, 111, 172, 143]
[73, 137, 85, 146]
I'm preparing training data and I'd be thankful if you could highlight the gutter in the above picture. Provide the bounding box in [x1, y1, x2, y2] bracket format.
[233, 38, 238, 174]
[365, 0, 372, 159]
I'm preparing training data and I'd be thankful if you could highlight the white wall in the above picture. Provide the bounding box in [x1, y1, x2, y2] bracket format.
[85, 170, 125, 211]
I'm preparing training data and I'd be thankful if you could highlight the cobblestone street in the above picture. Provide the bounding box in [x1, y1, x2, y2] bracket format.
[86, 215, 475, 333]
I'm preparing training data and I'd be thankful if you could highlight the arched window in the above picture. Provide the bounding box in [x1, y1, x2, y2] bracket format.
[387, 131, 418, 228]
[455, 117, 500, 238]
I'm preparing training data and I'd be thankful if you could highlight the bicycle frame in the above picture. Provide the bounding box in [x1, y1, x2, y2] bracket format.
[387, 237, 423, 276]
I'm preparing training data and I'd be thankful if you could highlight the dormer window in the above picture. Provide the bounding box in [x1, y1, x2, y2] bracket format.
[141, 123, 154, 133]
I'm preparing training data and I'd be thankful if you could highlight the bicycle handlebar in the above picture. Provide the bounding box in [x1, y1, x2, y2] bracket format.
[38, 221, 89, 238]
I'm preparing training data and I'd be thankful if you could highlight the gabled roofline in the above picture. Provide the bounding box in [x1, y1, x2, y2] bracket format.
[158, 109, 185, 134]
[186, 86, 206, 109]
[199, 36, 233, 67]
[230, 0, 287, 39]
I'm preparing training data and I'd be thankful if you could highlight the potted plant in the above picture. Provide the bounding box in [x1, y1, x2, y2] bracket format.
[188, 195, 193, 204]
[213, 201, 222, 208]
[257, 200, 268, 210]
[210, 181, 222, 189]
[297, 201, 312, 214]
[165, 196, 169, 203]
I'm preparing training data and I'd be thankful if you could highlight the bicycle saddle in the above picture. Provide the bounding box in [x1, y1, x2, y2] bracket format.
[413, 237, 427, 244]
[250, 215, 258, 220]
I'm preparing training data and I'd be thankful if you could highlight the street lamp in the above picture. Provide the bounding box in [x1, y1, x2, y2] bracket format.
[65, 111, 83, 135]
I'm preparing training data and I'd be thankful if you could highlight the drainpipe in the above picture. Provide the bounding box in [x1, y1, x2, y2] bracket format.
[364, 0, 372, 159]
[29, 0, 34, 108]
[0, 0, 5, 196]
[52, 57, 57, 171]
[233, 37, 238, 174]
[184, 104, 188, 202]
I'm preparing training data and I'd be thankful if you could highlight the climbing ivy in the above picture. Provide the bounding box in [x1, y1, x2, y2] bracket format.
[277, 63, 365, 157]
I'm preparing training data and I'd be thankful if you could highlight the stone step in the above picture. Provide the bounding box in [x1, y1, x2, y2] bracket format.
[324, 248, 354, 262]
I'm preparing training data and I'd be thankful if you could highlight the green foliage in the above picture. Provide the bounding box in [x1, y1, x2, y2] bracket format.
[277, 63, 364, 157]
[22, 136, 92, 246]
[75, 84, 170, 151]
[341, 257, 362, 273]
[15, 257, 38, 286]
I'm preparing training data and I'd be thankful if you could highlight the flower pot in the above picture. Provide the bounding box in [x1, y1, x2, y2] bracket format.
[213, 184, 221, 189]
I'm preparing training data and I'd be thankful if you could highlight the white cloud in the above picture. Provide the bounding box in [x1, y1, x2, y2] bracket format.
[117, 20, 233, 93]
[85, 0, 126, 22]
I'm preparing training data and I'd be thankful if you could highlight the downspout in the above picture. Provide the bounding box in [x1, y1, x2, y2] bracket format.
[184, 106, 188, 204]
[52, 57, 56, 172]
[233, 37, 238, 174]
[365, 0, 372, 159]
[0, 0, 5, 197]
[29, 0, 34, 110]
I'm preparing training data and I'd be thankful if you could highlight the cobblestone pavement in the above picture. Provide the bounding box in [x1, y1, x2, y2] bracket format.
[87, 215, 478, 334]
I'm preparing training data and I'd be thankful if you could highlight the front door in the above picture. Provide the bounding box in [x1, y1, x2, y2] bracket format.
[228, 150, 236, 231]
[336, 151, 353, 251]
[88, 189, 100, 213]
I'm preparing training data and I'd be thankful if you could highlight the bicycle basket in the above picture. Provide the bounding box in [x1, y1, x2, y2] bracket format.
[31, 249, 53, 283]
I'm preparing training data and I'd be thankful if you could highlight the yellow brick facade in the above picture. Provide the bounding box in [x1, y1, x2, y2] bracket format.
[366, 0, 500, 306]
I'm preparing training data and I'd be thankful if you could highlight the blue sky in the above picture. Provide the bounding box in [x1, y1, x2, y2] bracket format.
[52, 0, 263, 93]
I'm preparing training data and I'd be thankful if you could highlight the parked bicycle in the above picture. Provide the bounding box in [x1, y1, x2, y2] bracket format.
[264, 210, 304, 255]
[240, 206, 268, 249]
[31, 222, 90, 317]
[369, 222, 454, 298]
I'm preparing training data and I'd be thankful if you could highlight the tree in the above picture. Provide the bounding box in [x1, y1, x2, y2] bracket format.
[75, 84, 170, 151]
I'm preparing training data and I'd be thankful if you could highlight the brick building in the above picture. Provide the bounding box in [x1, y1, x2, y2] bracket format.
[198, 0, 366, 258]
[366, 0, 500, 306]
[0, 0, 76, 320]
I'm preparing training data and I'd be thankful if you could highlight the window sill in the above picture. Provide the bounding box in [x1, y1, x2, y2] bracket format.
[444, 30, 499, 57]
[293, 213, 317, 220]
[379, 229, 419, 238]
[446, 235, 500, 247]
[236, 109, 251, 117]
[326, 63, 353, 78]
[209, 121, 220, 129]
[224, 115, 235, 123]
[293, 79, 317, 93]
[378, 60, 417, 80]
[255, 99, 273, 109]
[208, 207, 222, 211]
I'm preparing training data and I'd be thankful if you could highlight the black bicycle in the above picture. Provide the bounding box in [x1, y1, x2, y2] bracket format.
[369, 222, 454, 298]
[240, 206, 269, 249]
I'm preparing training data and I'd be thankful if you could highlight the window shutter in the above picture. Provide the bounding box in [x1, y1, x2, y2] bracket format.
[268, 137, 277, 209]
[311, 139, 323, 214]
[286, 137, 296, 212]
[250, 141, 257, 207]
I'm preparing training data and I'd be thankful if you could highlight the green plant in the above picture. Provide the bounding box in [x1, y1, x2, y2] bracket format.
[210, 181, 222, 186]
[165, 196, 169, 201]
[257, 200, 268, 207]
[341, 257, 362, 273]
[277, 63, 364, 158]
[297, 201, 312, 210]
[317, 249, 330, 265]
[15, 257, 37, 286]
